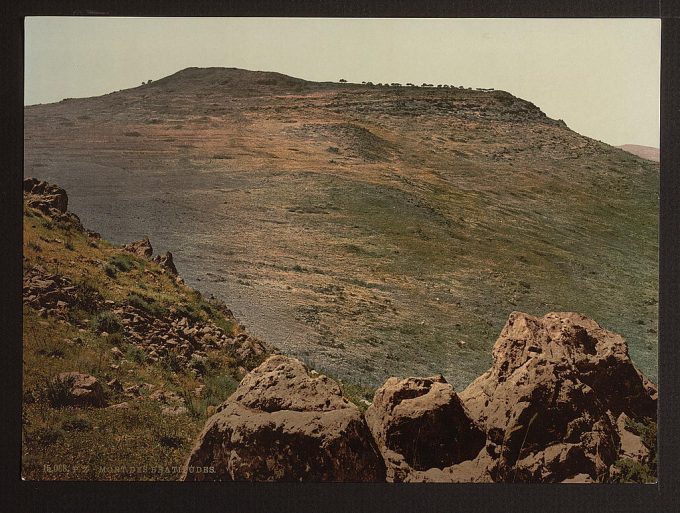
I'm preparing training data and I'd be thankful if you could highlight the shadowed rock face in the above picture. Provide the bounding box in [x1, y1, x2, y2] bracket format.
[181, 355, 386, 481]
[459, 311, 657, 483]
[365, 376, 485, 480]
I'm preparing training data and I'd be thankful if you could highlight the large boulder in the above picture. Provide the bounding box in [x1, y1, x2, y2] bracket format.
[365, 375, 486, 482]
[459, 311, 657, 483]
[181, 355, 386, 481]
[53, 372, 106, 407]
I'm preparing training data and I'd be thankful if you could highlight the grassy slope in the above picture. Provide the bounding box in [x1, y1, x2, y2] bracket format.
[22, 204, 247, 480]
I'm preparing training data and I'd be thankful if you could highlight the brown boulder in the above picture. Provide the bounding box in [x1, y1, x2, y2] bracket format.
[365, 375, 485, 482]
[153, 251, 178, 275]
[181, 355, 385, 481]
[460, 311, 656, 482]
[123, 237, 153, 259]
[53, 372, 106, 407]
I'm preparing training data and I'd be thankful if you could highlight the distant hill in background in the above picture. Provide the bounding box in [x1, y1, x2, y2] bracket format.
[617, 144, 659, 162]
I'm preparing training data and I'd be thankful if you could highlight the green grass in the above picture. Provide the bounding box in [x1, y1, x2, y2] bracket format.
[108, 254, 136, 272]
[22, 203, 256, 480]
[127, 292, 169, 317]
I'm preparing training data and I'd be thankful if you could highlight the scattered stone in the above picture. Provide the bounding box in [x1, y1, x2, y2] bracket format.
[162, 406, 188, 416]
[106, 378, 123, 392]
[153, 251, 178, 275]
[23, 264, 103, 318]
[106, 402, 130, 410]
[149, 389, 183, 404]
[123, 384, 140, 396]
[53, 372, 106, 407]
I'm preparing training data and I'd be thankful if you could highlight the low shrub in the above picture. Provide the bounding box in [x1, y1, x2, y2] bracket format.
[612, 458, 656, 483]
[107, 332, 125, 346]
[74, 278, 102, 313]
[157, 434, 184, 448]
[91, 311, 123, 334]
[175, 302, 202, 323]
[61, 417, 92, 432]
[127, 293, 168, 317]
[125, 345, 146, 364]
[44, 375, 75, 408]
[160, 352, 183, 373]
[30, 426, 65, 446]
[108, 254, 135, 272]
[202, 373, 239, 407]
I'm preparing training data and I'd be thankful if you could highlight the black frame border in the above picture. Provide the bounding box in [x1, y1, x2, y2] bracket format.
[2, 2, 678, 512]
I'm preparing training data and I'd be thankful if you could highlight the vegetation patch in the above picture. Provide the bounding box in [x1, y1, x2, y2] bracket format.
[91, 311, 123, 334]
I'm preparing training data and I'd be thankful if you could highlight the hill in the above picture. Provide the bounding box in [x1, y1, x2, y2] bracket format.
[617, 144, 660, 162]
[23, 67, 659, 390]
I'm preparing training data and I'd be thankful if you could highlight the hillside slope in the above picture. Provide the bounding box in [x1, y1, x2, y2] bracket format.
[24, 67, 659, 389]
[22, 179, 271, 479]
[22, 179, 657, 483]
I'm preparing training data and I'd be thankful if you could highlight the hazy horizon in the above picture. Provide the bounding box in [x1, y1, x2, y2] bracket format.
[25, 17, 660, 148]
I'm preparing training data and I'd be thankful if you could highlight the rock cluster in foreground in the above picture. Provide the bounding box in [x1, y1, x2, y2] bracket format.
[183, 312, 657, 483]
[182, 355, 386, 481]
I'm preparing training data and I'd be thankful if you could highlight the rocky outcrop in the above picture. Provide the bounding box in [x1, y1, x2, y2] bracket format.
[459, 311, 657, 483]
[153, 251, 178, 275]
[23, 177, 84, 229]
[24, 177, 68, 215]
[182, 355, 386, 481]
[124, 237, 178, 276]
[123, 237, 153, 259]
[365, 375, 485, 482]
[181, 312, 656, 483]
[53, 372, 106, 407]
[23, 264, 103, 318]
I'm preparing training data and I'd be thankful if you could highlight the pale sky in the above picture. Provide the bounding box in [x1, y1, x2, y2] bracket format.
[25, 17, 660, 148]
